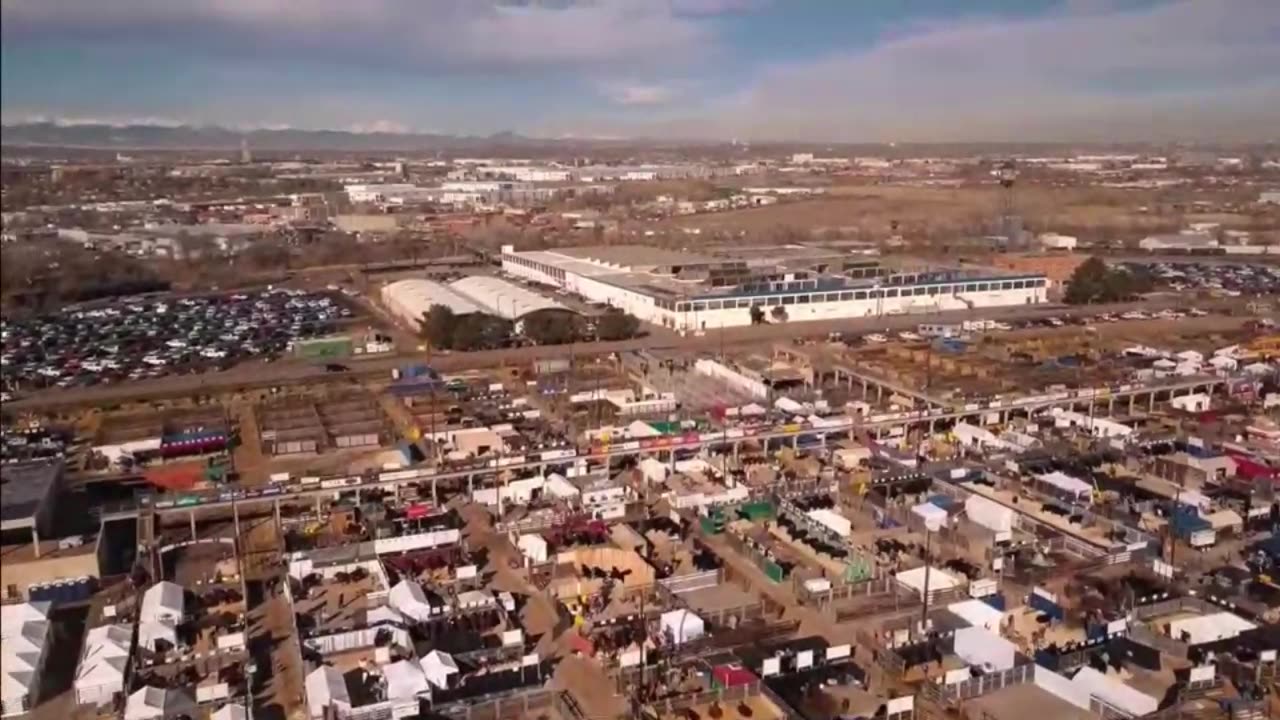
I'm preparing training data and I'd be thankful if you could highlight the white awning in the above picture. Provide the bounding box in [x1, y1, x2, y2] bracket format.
[1037, 471, 1092, 499]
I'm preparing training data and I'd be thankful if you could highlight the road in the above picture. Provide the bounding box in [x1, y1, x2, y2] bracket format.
[6, 297, 1248, 411]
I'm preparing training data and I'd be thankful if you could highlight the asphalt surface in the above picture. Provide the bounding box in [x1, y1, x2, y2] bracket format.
[4, 296, 1257, 411]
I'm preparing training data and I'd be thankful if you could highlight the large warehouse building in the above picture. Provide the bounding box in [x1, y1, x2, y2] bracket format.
[381, 276, 570, 328]
[500, 245, 1049, 333]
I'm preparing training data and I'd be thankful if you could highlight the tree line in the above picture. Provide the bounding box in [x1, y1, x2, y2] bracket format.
[418, 304, 641, 351]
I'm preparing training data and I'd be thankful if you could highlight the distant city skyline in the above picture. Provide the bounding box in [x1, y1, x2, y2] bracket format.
[3, 0, 1278, 143]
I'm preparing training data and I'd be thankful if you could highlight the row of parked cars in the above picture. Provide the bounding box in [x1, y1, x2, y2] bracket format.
[0, 287, 353, 389]
[1122, 261, 1280, 295]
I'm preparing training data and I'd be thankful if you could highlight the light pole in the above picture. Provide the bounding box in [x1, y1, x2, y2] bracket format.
[920, 518, 941, 631]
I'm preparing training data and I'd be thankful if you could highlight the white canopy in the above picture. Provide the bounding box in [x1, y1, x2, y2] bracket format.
[1070, 667, 1158, 717]
[660, 609, 706, 645]
[137, 619, 179, 652]
[1037, 471, 1092, 500]
[807, 508, 852, 537]
[947, 599, 1005, 632]
[953, 627, 1017, 671]
[365, 605, 406, 626]
[896, 566, 963, 598]
[1204, 509, 1243, 530]
[388, 580, 435, 622]
[211, 704, 249, 720]
[626, 420, 662, 439]
[76, 624, 132, 693]
[140, 582, 185, 623]
[911, 502, 949, 529]
[1, 602, 50, 704]
[421, 650, 460, 689]
[1168, 612, 1256, 645]
[305, 666, 351, 718]
[124, 686, 196, 720]
[383, 659, 430, 701]
[965, 495, 1013, 534]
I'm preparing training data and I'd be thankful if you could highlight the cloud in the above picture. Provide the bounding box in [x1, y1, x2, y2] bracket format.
[716, 0, 1280, 141]
[602, 83, 677, 106]
[0, 0, 711, 73]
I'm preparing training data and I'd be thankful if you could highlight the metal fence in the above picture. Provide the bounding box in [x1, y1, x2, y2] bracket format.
[933, 662, 1036, 705]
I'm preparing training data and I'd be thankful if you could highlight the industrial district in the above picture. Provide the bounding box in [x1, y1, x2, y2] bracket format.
[2, 139, 1279, 720]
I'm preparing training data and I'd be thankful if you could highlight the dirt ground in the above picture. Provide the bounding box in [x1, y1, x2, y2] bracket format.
[664, 182, 1271, 242]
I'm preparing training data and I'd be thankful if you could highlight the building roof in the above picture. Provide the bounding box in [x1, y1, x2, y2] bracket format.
[383, 659, 431, 701]
[382, 278, 484, 318]
[0, 460, 61, 529]
[448, 276, 570, 319]
[305, 666, 351, 711]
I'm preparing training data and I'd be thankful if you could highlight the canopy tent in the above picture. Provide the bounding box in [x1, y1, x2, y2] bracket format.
[140, 582, 185, 623]
[137, 619, 179, 652]
[1204, 509, 1244, 531]
[421, 650, 460, 690]
[365, 605, 406, 626]
[1, 602, 50, 713]
[383, 659, 430, 701]
[211, 704, 249, 720]
[626, 420, 662, 439]
[123, 686, 196, 720]
[911, 502, 949, 529]
[947, 599, 1005, 632]
[305, 667, 351, 720]
[896, 566, 963, 598]
[1070, 667, 1158, 717]
[807, 508, 852, 538]
[75, 624, 132, 706]
[388, 580, 436, 622]
[953, 627, 1018, 671]
[965, 495, 1014, 535]
[1168, 612, 1256, 645]
[660, 609, 706, 645]
[1036, 472, 1092, 500]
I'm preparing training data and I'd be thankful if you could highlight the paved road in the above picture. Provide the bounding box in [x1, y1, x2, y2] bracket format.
[9, 298, 1250, 412]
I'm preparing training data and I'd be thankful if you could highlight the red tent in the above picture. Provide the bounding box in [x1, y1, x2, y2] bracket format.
[144, 462, 204, 491]
[404, 503, 433, 520]
[712, 664, 756, 688]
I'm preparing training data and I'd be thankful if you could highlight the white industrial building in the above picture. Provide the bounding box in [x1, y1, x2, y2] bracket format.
[380, 276, 571, 328]
[500, 245, 1048, 333]
[1, 601, 52, 717]
[1138, 233, 1219, 252]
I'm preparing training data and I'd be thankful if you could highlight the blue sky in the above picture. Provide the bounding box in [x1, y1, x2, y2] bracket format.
[2, 0, 1277, 141]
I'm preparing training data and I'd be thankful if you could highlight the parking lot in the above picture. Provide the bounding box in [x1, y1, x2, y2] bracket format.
[1, 288, 356, 390]
[1119, 260, 1280, 295]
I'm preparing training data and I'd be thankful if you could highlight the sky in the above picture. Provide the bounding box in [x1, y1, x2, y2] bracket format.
[2, 0, 1278, 142]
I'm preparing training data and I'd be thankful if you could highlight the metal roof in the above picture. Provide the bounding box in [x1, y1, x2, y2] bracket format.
[448, 276, 570, 320]
[382, 279, 484, 321]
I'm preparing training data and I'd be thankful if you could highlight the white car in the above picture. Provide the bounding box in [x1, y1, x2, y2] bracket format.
[866, 333, 889, 344]
[200, 348, 228, 359]
[897, 331, 923, 341]
[1120, 311, 1147, 320]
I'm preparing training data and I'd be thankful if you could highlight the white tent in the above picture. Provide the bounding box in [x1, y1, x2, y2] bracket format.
[1037, 471, 1092, 500]
[953, 627, 1017, 671]
[1, 601, 50, 716]
[1070, 667, 1158, 717]
[140, 582, 185, 623]
[660, 609, 706, 645]
[807, 508, 852, 538]
[1204, 509, 1243, 532]
[383, 659, 430, 701]
[75, 624, 132, 706]
[388, 580, 436, 622]
[896, 566, 963, 599]
[965, 495, 1014, 536]
[211, 704, 249, 720]
[1168, 612, 1256, 645]
[947, 599, 1005, 632]
[421, 650, 460, 690]
[911, 502, 949, 528]
[638, 457, 668, 485]
[124, 686, 196, 720]
[305, 666, 352, 720]
[138, 618, 179, 652]
[518, 534, 549, 564]
[625, 420, 662, 439]
[545, 473, 580, 498]
[740, 403, 767, 416]
[366, 605, 407, 626]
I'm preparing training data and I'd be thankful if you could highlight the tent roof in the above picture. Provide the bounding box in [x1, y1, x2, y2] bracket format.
[1037, 471, 1092, 498]
[1070, 667, 1158, 717]
[140, 581, 185, 621]
[423, 650, 459, 673]
[947, 599, 1005, 631]
[211, 705, 248, 720]
[305, 666, 351, 708]
[897, 566, 963, 596]
[124, 686, 196, 720]
[384, 659, 430, 701]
